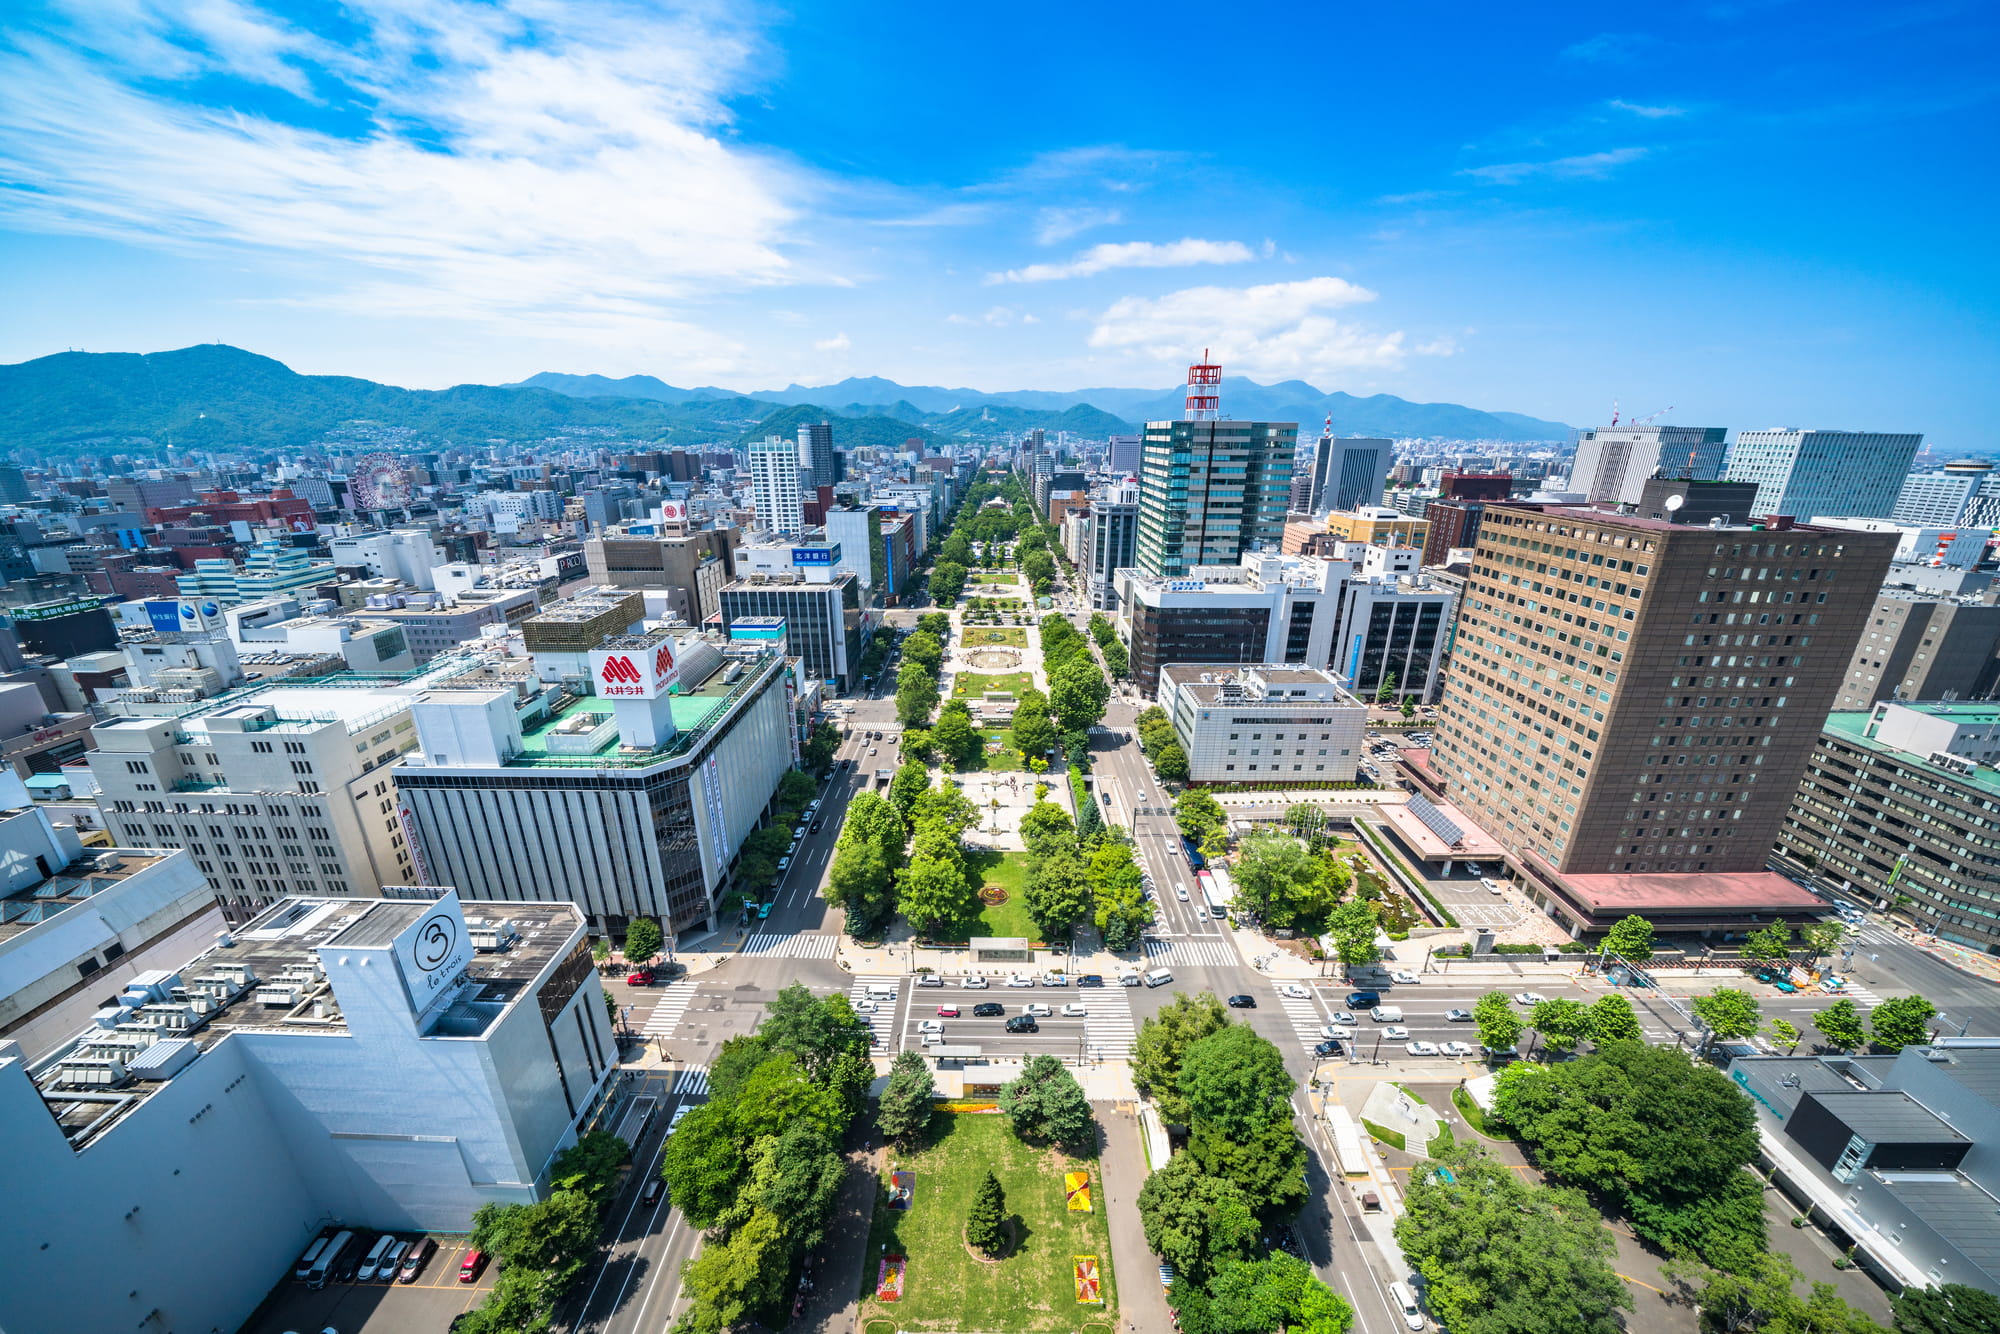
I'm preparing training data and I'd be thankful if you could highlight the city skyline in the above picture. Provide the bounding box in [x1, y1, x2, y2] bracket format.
[0, 1, 1993, 444]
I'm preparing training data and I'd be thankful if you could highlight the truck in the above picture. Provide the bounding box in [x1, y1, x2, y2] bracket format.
[1203, 864, 1236, 919]
[875, 768, 892, 787]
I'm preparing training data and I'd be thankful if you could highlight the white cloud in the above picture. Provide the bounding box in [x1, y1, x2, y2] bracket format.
[813, 332, 852, 352]
[1461, 147, 1650, 184]
[1610, 99, 1685, 118]
[947, 306, 1037, 327]
[0, 1, 810, 372]
[1561, 32, 1660, 64]
[1034, 206, 1122, 244]
[1088, 276, 1442, 380]
[989, 238, 1256, 284]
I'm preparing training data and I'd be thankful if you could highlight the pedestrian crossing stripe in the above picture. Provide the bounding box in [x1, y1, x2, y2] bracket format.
[672, 1065, 710, 1097]
[1278, 993, 1326, 1050]
[1082, 990, 1138, 1058]
[1142, 938, 1238, 968]
[641, 982, 699, 1036]
[848, 976, 901, 1046]
[740, 932, 841, 959]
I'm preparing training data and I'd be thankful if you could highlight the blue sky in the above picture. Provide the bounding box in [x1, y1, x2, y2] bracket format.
[1, 0, 1994, 440]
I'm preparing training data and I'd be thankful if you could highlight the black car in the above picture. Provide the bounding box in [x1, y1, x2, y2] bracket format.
[1313, 1039, 1345, 1057]
[1005, 1015, 1039, 1033]
[333, 1239, 367, 1284]
[1226, 994, 1257, 1008]
[973, 1001, 1005, 1017]
[1346, 991, 1382, 1009]
[1076, 974, 1104, 988]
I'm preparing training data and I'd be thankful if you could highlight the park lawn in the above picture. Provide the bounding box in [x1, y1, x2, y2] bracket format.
[963, 625, 1029, 648]
[857, 1111, 1117, 1333]
[970, 849, 1039, 940]
[953, 671, 1036, 699]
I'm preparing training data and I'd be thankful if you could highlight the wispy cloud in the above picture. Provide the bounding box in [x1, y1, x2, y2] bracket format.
[1610, 99, 1686, 118]
[1088, 276, 1442, 380]
[1034, 206, 1122, 245]
[1561, 32, 1662, 64]
[813, 332, 851, 352]
[1461, 147, 1650, 184]
[989, 238, 1255, 284]
[947, 307, 1039, 327]
[0, 0, 812, 372]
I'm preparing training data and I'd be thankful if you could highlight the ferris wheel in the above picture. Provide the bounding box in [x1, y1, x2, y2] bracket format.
[349, 453, 413, 510]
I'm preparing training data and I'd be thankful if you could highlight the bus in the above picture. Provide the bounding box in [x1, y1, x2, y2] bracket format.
[1203, 864, 1235, 918]
[1180, 835, 1206, 871]
[614, 1095, 658, 1156]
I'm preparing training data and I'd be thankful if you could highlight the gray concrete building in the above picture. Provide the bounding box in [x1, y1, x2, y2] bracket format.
[1159, 664, 1365, 785]
[1836, 589, 2000, 710]
[1569, 425, 1727, 505]
[1726, 428, 1924, 520]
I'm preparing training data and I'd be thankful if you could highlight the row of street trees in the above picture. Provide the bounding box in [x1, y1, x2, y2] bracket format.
[1135, 704, 1189, 781]
[825, 769, 987, 940]
[1131, 993, 1352, 1332]
[1018, 795, 1154, 946]
[1086, 611, 1128, 678]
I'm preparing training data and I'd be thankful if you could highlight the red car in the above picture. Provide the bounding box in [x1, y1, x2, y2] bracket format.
[626, 970, 656, 986]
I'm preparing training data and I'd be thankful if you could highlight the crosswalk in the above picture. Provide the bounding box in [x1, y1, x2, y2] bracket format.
[739, 931, 841, 959]
[672, 1065, 710, 1097]
[641, 981, 699, 1037]
[1276, 988, 1328, 1051]
[1083, 987, 1137, 1058]
[848, 975, 902, 1049]
[1827, 983, 1882, 1008]
[1143, 937, 1239, 968]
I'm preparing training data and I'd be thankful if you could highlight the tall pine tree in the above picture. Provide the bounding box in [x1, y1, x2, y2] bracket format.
[965, 1168, 1007, 1256]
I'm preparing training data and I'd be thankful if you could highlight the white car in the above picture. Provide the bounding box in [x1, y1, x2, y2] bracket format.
[1514, 992, 1547, 1006]
[776, 856, 791, 871]
[852, 1000, 877, 1014]
[1176, 887, 1190, 901]
[668, 1104, 692, 1134]
[1383, 1025, 1411, 1040]
[1329, 1011, 1357, 1025]
[918, 1019, 944, 1034]
[1006, 974, 1036, 987]
[1024, 1002, 1052, 1017]
[1319, 1024, 1348, 1039]
[1278, 983, 1311, 999]
[1196, 908, 1208, 921]
[1405, 1040, 1441, 1057]
[1060, 1003, 1088, 1017]
[1441, 1041, 1477, 1058]
[960, 975, 989, 989]
[1481, 877, 1505, 895]
[1390, 971, 1420, 985]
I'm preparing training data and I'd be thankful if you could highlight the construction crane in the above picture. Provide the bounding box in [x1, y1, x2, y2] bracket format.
[1632, 405, 1675, 425]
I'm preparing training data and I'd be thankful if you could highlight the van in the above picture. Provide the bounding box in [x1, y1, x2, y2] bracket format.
[306, 1231, 353, 1289]
[1371, 1006, 1405, 1023]
[357, 1232, 397, 1283]
[1389, 1280, 1425, 1330]
[375, 1240, 408, 1283]
[397, 1237, 436, 1283]
[1145, 968, 1174, 988]
[459, 1249, 488, 1283]
[865, 983, 899, 1000]
[642, 1178, 665, 1208]
[293, 1235, 330, 1281]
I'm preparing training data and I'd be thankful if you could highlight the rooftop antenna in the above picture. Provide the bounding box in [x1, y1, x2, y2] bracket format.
[1185, 349, 1221, 421]
[1609, 399, 1620, 427]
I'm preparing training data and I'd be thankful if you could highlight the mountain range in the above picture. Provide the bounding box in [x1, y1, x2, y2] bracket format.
[0, 343, 1573, 459]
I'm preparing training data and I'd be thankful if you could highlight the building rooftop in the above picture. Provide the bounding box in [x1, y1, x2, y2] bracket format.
[1807, 1090, 1969, 1144]
[1159, 664, 1360, 705]
[1548, 864, 1825, 915]
[24, 893, 582, 1150]
[1824, 710, 2000, 799]
[0, 845, 165, 942]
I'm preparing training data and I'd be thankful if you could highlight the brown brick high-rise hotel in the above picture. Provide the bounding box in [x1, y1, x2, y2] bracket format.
[1403, 502, 1897, 935]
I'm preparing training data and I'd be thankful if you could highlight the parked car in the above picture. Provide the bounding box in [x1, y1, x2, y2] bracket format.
[397, 1237, 436, 1283]
[756, 901, 772, 917]
[1390, 971, 1420, 985]
[668, 1104, 692, 1134]
[458, 1250, 488, 1283]
[1406, 1040, 1441, 1057]
[1226, 994, 1257, 1009]
[1481, 877, 1505, 895]
[973, 1002, 1005, 1017]
[792, 826, 807, 840]
[1005, 1015, 1040, 1033]
[375, 1240, 409, 1283]
[962, 975, 990, 989]
[1060, 1003, 1088, 1017]
[625, 970, 656, 986]
[1446, 1008, 1474, 1022]
[1382, 1026, 1410, 1040]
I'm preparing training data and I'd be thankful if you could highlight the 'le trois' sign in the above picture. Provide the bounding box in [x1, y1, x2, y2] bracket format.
[391, 890, 474, 1005]
[590, 640, 680, 700]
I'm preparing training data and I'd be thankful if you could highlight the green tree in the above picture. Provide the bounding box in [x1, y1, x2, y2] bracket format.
[826, 841, 894, 934]
[1530, 997, 1594, 1054]
[1600, 914, 1655, 963]
[1136, 1150, 1258, 1287]
[1133, 992, 1232, 1126]
[965, 1169, 1007, 1256]
[1089, 840, 1153, 951]
[910, 782, 979, 835]
[899, 726, 934, 762]
[900, 855, 973, 937]
[901, 629, 943, 673]
[705, 1034, 773, 1105]
[1023, 839, 1092, 940]
[456, 1265, 555, 1334]
[1009, 686, 1058, 760]
[1088, 612, 1115, 645]
[675, 1207, 787, 1334]
[1743, 921, 1794, 965]
[1178, 1024, 1296, 1141]
[1283, 802, 1328, 847]
[802, 721, 840, 774]
[887, 758, 930, 818]
[1586, 993, 1643, 1044]
[551, 1130, 631, 1208]
[1155, 741, 1189, 781]
[930, 703, 983, 768]
[758, 984, 871, 1086]
[1892, 1282, 2000, 1334]
[895, 659, 939, 725]
[1474, 990, 1524, 1054]
[836, 791, 906, 871]
[1374, 671, 1398, 704]
[1395, 1144, 1632, 1334]
[1187, 1113, 1309, 1220]
[1018, 799, 1075, 851]
[1815, 998, 1869, 1052]
[1693, 987, 1763, 1052]
[468, 1190, 601, 1281]
[928, 561, 968, 603]
[1766, 1017, 1803, 1055]
[1048, 655, 1111, 732]
[1074, 789, 1107, 847]
[1101, 636, 1129, 678]
[1174, 788, 1227, 842]
[999, 1053, 1094, 1147]
[1663, 1251, 1888, 1334]
[916, 610, 952, 640]
[1870, 995, 1939, 1051]
[1329, 898, 1382, 969]
[622, 916, 663, 966]
[1232, 832, 1338, 929]
[877, 1049, 936, 1147]
[1803, 920, 1849, 963]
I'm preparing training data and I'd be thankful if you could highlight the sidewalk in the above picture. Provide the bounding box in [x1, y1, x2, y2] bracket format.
[1096, 1102, 1174, 1334]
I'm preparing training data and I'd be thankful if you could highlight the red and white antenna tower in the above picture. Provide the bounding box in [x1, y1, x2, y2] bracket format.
[1184, 349, 1222, 421]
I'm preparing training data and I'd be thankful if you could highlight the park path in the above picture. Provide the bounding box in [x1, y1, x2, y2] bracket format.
[785, 1143, 879, 1334]
[1096, 1102, 1172, 1334]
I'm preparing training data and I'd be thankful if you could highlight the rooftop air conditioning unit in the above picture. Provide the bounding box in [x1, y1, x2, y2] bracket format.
[256, 985, 300, 1007]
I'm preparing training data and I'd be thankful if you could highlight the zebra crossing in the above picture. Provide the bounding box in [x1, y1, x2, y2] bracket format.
[848, 975, 902, 1049]
[738, 931, 841, 960]
[1143, 937, 1239, 968]
[1276, 987, 1329, 1051]
[1827, 983, 1882, 1008]
[641, 981, 699, 1037]
[1083, 987, 1138, 1058]
[672, 1065, 710, 1097]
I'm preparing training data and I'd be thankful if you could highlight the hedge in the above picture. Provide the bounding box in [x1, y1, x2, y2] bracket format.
[1352, 822, 1460, 929]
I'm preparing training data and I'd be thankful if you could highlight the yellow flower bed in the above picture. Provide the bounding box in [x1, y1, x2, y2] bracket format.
[937, 1100, 1000, 1113]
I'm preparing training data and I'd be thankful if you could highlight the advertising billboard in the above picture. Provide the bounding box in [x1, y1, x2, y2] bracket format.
[391, 890, 471, 1012]
[591, 639, 680, 699]
[790, 545, 837, 566]
[143, 600, 221, 633]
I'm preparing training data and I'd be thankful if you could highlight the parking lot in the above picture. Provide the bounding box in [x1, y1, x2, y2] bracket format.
[244, 1235, 493, 1334]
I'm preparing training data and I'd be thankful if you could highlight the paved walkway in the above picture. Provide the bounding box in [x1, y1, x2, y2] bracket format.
[1096, 1102, 1174, 1334]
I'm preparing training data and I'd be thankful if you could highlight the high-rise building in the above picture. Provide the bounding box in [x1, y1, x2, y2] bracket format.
[718, 571, 866, 690]
[1724, 429, 1924, 520]
[798, 421, 837, 490]
[1834, 589, 2000, 710]
[1409, 502, 1895, 933]
[1135, 421, 1297, 578]
[1893, 460, 1992, 527]
[748, 435, 806, 535]
[824, 506, 887, 605]
[1108, 435, 1141, 474]
[1568, 425, 1727, 505]
[1084, 482, 1140, 612]
[585, 524, 740, 626]
[1305, 428, 1392, 514]
[0, 466, 30, 504]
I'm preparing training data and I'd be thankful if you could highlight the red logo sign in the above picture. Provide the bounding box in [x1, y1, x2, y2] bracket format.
[601, 655, 640, 684]
[653, 644, 675, 679]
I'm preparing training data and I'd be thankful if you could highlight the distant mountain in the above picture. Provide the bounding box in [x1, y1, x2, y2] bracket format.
[514, 370, 1571, 442]
[740, 403, 932, 452]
